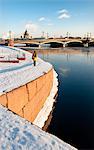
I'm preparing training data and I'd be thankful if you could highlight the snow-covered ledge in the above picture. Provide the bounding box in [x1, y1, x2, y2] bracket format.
[0, 46, 77, 149]
[0, 46, 52, 94]
[0, 105, 77, 150]
[0, 46, 56, 123]
[33, 69, 58, 128]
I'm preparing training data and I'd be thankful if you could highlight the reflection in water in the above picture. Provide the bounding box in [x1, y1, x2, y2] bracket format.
[59, 68, 71, 77]
[38, 48, 94, 65]
[25, 47, 94, 149]
[37, 47, 94, 149]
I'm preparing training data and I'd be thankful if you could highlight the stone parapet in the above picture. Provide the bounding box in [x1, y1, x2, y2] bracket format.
[0, 69, 53, 123]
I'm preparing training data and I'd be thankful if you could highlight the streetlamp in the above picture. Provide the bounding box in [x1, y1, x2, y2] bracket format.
[66, 32, 69, 38]
[8, 30, 14, 46]
[42, 31, 45, 38]
[9, 30, 12, 39]
[46, 32, 49, 39]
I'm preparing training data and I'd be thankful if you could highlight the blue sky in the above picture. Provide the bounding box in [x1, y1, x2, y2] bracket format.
[0, 0, 94, 38]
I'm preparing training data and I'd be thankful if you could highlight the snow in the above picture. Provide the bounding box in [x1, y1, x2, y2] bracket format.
[0, 46, 52, 95]
[0, 104, 77, 150]
[0, 46, 77, 149]
[33, 70, 58, 128]
[0, 46, 33, 69]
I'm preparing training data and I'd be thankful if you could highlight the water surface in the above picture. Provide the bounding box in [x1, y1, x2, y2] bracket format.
[38, 47, 94, 149]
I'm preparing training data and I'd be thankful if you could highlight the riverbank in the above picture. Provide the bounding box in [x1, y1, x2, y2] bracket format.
[0, 104, 77, 150]
[33, 70, 58, 128]
[0, 46, 58, 127]
[36, 47, 94, 149]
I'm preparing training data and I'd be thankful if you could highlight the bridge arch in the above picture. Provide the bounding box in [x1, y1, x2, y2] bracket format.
[88, 41, 94, 47]
[65, 40, 83, 47]
[41, 40, 64, 48]
[25, 43, 39, 47]
[18, 41, 40, 47]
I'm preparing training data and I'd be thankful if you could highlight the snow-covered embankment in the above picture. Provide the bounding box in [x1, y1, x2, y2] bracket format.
[0, 46, 77, 150]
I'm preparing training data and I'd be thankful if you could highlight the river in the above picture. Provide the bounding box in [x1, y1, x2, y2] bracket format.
[37, 47, 94, 149]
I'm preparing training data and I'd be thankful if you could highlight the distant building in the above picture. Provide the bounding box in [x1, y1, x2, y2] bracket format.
[24, 30, 29, 39]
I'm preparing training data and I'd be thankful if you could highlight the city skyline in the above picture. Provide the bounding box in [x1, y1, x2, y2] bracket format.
[0, 0, 94, 38]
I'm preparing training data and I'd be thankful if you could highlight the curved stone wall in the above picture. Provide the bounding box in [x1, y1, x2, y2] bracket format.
[0, 69, 53, 122]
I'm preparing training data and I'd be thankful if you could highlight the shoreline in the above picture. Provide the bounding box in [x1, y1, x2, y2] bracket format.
[33, 69, 58, 128]
[42, 93, 58, 131]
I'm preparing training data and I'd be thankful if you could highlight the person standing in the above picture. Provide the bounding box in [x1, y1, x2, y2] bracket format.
[32, 50, 37, 66]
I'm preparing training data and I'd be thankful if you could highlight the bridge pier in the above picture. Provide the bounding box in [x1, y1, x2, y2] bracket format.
[63, 43, 66, 48]
[39, 44, 41, 48]
[84, 43, 89, 47]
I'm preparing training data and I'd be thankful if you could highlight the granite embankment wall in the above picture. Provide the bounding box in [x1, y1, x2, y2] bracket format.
[0, 69, 53, 122]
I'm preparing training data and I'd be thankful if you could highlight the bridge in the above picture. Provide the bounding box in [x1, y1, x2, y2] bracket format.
[14, 38, 94, 48]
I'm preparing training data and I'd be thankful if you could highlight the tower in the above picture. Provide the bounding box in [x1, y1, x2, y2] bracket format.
[8, 30, 14, 47]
